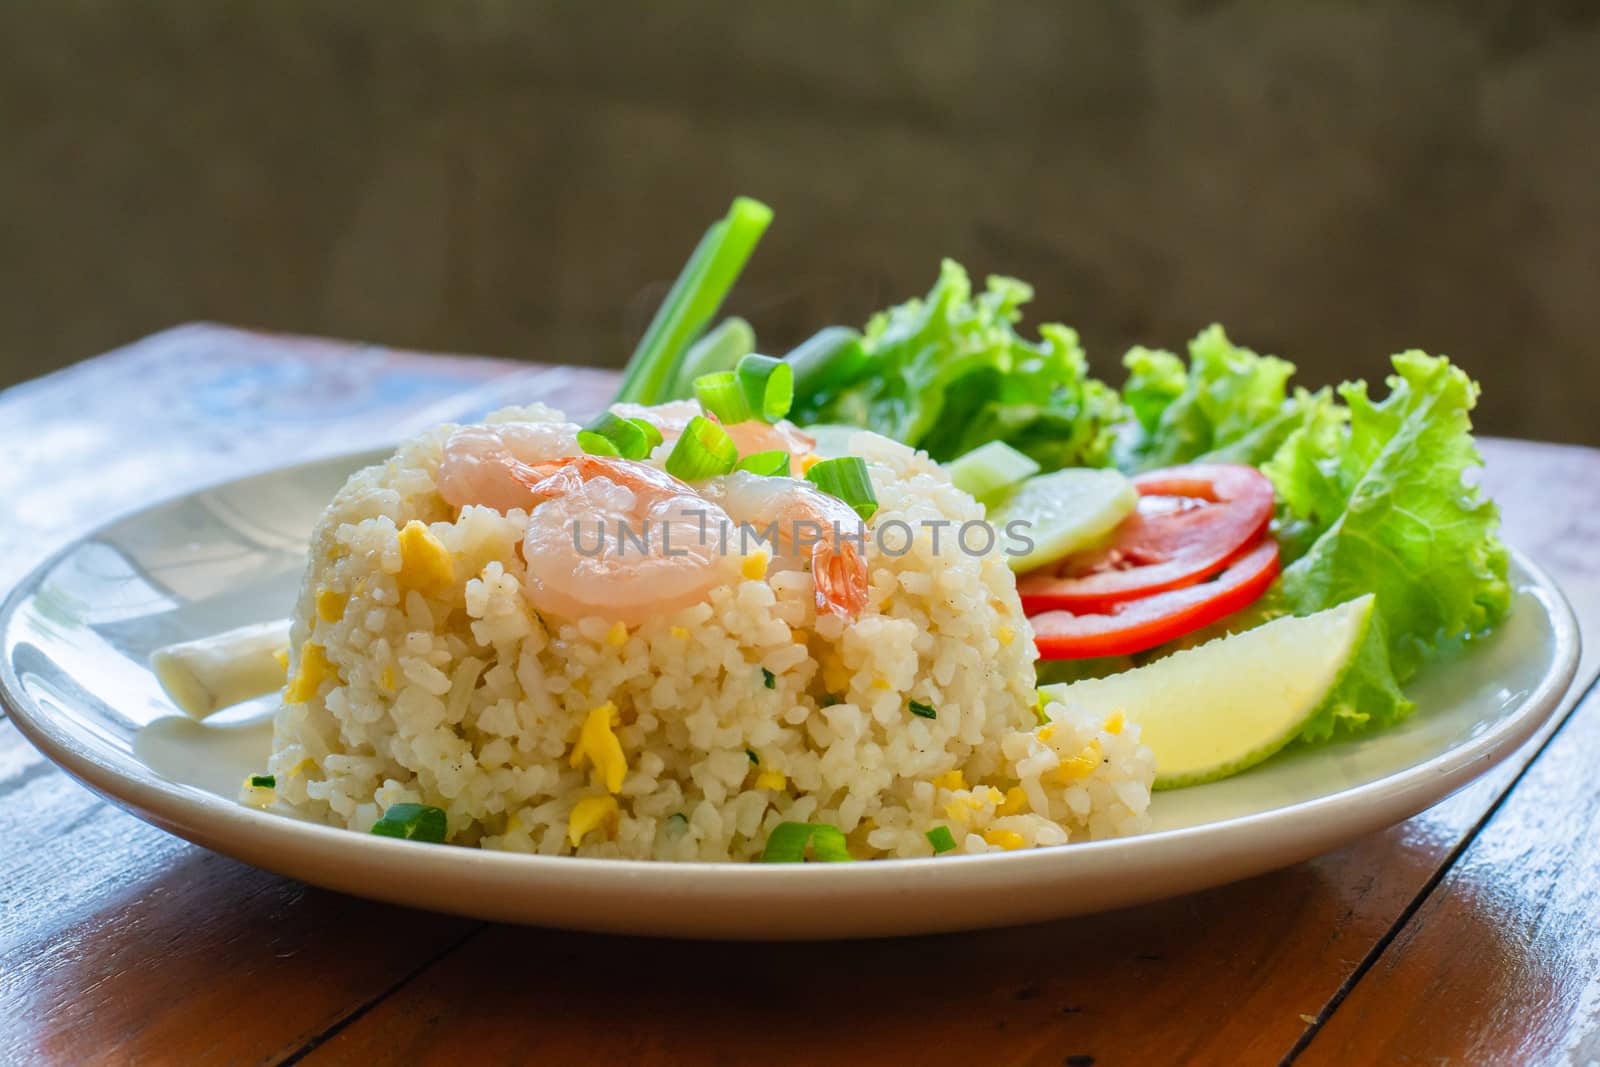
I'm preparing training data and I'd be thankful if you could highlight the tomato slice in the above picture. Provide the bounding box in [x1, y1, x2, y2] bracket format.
[1018, 463, 1274, 615]
[1031, 537, 1280, 659]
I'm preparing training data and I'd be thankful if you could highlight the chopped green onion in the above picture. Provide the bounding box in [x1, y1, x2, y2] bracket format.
[630, 417, 664, 453]
[762, 668, 776, 689]
[735, 449, 790, 477]
[693, 370, 755, 424]
[758, 821, 854, 863]
[758, 822, 814, 862]
[747, 749, 759, 765]
[665, 416, 740, 481]
[613, 197, 773, 405]
[804, 457, 878, 521]
[945, 441, 1041, 502]
[577, 411, 652, 460]
[926, 826, 957, 854]
[370, 803, 448, 843]
[668, 316, 756, 399]
[807, 825, 853, 863]
[1034, 691, 1052, 727]
[909, 700, 938, 720]
[249, 774, 275, 789]
[576, 433, 619, 457]
[666, 812, 689, 834]
[819, 694, 840, 707]
[785, 326, 869, 400]
[736, 354, 794, 423]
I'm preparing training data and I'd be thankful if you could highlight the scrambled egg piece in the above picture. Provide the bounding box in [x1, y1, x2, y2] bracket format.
[997, 786, 1029, 816]
[1103, 711, 1125, 735]
[285, 643, 332, 704]
[396, 520, 454, 592]
[741, 551, 770, 581]
[933, 769, 966, 792]
[568, 795, 619, 847]
[1052, 740, 1104, 783]
[605, 621, 629, 647]
[570, 702, 628, 794]
[820, 652, 852, 694]
[315, 589, 348, 623]
[983, 829, 1026, 851]
[755, 770, 786, 791]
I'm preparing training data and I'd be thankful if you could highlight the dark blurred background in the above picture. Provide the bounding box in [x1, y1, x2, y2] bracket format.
[3, 2, 1598, 443]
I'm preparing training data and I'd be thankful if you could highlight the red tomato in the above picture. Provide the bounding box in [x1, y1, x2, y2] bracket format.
[1018, 463, 1275, 615]
[1031, 537, 1280, 659]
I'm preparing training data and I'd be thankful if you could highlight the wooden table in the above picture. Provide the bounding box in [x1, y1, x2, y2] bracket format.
[3, 326, 1598, 1066]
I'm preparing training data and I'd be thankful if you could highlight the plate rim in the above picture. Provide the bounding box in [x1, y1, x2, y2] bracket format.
[0, 449, 1583, 937]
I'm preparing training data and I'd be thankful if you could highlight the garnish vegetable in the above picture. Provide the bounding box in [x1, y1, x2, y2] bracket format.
[758, 822, 854, 863]
[609, 197, 1510, 752]
[788, 260, 1125, 471]
[370, 803, 449, 843]
[1041, 595, 1375, 789]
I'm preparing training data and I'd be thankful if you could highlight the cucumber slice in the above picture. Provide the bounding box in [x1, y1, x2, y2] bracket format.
[988, 469, 1137, 573]
[1040, 594, 1376, 789]
[944, 441, 1041, 502]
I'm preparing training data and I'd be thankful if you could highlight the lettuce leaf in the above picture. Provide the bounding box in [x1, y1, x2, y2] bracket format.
[1116, 325, 1333, 473]
[1265, 351, 1511, 741]
[788, 260, 1124, 470]
[1109, 340, 1509, 743]
[794, 263, 1509, 746]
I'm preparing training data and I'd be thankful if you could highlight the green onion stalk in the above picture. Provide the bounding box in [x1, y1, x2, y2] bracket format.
[612, 197, 773, 407]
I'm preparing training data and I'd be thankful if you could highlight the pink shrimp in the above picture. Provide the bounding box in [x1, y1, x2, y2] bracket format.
[436, 421, 580, 511]
[708, 471, 869, 620]
[514, 456, 734, 626]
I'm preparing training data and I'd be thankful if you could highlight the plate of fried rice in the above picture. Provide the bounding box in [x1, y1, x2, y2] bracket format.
[0, 403, 1576, 938]
[0, 199, 1581, 938]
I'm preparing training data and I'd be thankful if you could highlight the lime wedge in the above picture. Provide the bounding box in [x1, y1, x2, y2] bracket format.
[1040, 594, 1375, 789]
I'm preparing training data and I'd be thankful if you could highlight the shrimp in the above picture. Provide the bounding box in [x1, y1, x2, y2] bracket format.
[609, 400, 702, 442]
[721, 418, 817, 463]
[436, 421, 580, 512]
[611, 401, 818, 466]
[516, 456, 733, 627]
[707, 471, 869, 620]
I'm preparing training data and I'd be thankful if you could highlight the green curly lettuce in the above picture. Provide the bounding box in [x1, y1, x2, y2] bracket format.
[1116, 325, 1334, 473]
[788, 259, 1124, 469]
[1265, 351, 1512, 741]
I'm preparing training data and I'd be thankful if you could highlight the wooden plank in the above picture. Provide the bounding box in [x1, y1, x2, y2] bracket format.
[287, 819, 1518, 1067]
[0, 719, 481, 1066]
[1295, 690, 1600, 1063]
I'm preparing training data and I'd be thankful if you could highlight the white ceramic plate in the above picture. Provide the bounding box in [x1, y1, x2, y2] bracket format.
[0, 450, 1581, 940]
